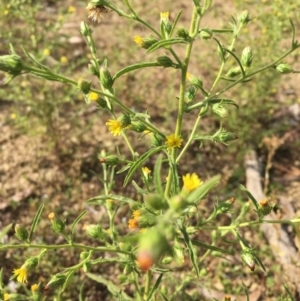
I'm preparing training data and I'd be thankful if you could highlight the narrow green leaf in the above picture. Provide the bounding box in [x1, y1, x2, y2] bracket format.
[0, 223, 13, 242]
[147, 39, 187, 54]
[116, 164, 131, 174]
[86, 273, 133, 301]
[28, 203, 44, 243]
[132, 180, 148, 194]
[87, 194, 137, 206]
[188, 239, 233, 255]
[242, 282, 250, 301]
[146, 273, 164, 301]
[159, 292, 169, 301]
[169, 10, 183, 37]
[0, 268, 3, 290]
[123, 146, 164, 187]
[186, 175, 220, 205]
[283, 283, 295, 301]
[71, 211, 87, 237]
[255, 254, 266, 272]
[178, 221, 200, 277]
[206, 98, 239, 109]
[154, 154, 164, 196]
[239, 184, 259, 210]
[224, 48, 245, 77]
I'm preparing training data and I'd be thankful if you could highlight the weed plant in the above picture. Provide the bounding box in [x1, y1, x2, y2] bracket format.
[1, 0, 300, 300]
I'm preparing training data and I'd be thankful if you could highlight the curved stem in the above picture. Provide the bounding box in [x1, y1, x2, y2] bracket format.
[0, 243, 131, 254]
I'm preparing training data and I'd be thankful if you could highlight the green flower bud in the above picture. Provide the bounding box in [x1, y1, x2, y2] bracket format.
[185, 86, 197, 103]
[212, 103, 228, 118]
[216, 197, 235, 214]
[80, 251, 90, 260]
[24, 256, 39, 270]
[84, 224, 103, 239]
[138, 227, 171, 270]
[78, 79, 91, 94]
[144, 193, 169, 210]
[95, 97, 107, 109]
[156, 56, 176, 68]
[45, 273, 66, 289]
[161, 256, 173, 264]
[15, 224, 28, 241]
[134, 36, 158, 49]
[241, 249, 256, 271]
[123, 264, 133, 275]
[0, 54, 24, 75]
[215, 128, 238, 144]
[80, 21, 92, 36]
[257, 199, 273, 217]
[99, 155, 120, 165]
[226, 66, 242, 77]
[200, 29, 213, 40]
[151, 133, 164, 147]
[129, 121, 147, 133]
[119, 113, 131, 128]
[241, 46, 253, 68]
[238, 10, 250, 26]
[169, 195, 188, 212]
[50, 217, 65, 234]
[176, 27, 190, 40]
[88, 59, 100, 77]
[83, 262, 91, 272]
[100, 66, 113, 89]
[276, 63, 294, 74]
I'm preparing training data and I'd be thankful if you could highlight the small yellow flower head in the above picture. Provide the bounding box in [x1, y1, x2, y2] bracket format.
[133, 210, 141, 218]
[60, 56, 68, 65]
[43, 49, 50, 56]
[86, 4, 110, 23]
[68, 6, 76, 13]
[10, 113, 17, 119]
[182, 173, 203, 192]
[31, 283, 39, 292]
[160, 11, 169, 21]
[134, 35, 144, 47]
[88, 91, 99, 101]
[4, 293, 10, 301]
[165, 134, 183, 150]
[48, 212, 55, 220]
[142, 167, 151, 177]
[13, 267, 28, 283]
[128, 218, 139, 229]
[106, 119, 123, 136]
[4, 10, 9, 15]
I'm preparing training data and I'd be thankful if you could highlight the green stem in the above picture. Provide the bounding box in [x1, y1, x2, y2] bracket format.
[201, 217, 300, 231]
[144, 269, 152, 299]
[209, 24, 242, 94]
[0, 243, 131, 254]
[176, 115, 201, 163]
[164, 6, 201, 198]
[189, 46, 298, 111]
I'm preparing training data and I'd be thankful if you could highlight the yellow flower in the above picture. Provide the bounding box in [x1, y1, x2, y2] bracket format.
[31, 283, 38, 292]
[4, 10, 9, 15]
[128, 218, 138, 229]
[4, 293, 10, 300]
[133, 210, 141, 218]
[43, 48, 50, 56]
[13, 267, 28, 283]
[142, 166, 151, 177]
[48, 212, 55, 220]
[88, 92, 99, 101]
[182, 173, 203, 192]
[68, 6, 76, 13]
[160, 11, 169, 20]
[134, 36, 144, 47]
[10, 113, 16, 119]
[60, 56, 68, 65]
[106, 119, 123, 136]
[165, 134, 183, 150]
